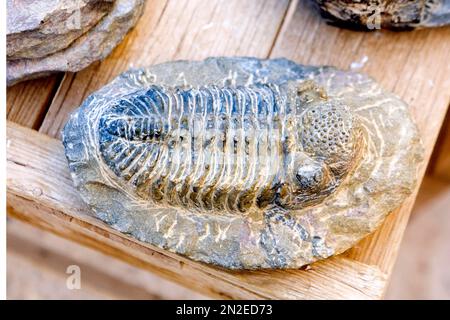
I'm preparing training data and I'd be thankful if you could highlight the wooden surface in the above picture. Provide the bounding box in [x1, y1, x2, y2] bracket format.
[7, 122, 388, 300]
[7, 219, 206, 300]
[386, 177, 450, 299]
[8, 177, 450, 300]
[7, 74, 62, 128]
[6, 0, 450, 299]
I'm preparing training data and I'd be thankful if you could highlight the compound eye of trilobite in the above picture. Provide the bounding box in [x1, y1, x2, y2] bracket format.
[298, 100, 363, 179]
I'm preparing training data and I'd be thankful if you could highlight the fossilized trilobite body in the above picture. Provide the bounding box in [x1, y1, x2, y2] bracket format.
[63, 57, 423, 269]
[98, 84, 363, 214]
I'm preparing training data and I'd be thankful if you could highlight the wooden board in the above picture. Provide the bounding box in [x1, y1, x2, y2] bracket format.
[6, 0, 450, 299]
[7, 219, 206, 300]
[386, 177, 450, 299]
[7, 121, 387, 300]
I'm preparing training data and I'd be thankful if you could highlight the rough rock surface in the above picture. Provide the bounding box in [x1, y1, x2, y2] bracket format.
[7, 0, 145, 86]
[315, 0, 450, 30]
[62, 57, 424, 269]
[7, 0, 114, 60]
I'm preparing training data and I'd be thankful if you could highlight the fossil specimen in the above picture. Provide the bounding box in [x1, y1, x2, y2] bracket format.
[63, 57, 423, 269]
[314, 0, 450, 30]
[7, 0, 145, 86]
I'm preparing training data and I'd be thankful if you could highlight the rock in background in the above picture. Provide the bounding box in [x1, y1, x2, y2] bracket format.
[7, 0, 145, 86]
[314, 0, 450, 30]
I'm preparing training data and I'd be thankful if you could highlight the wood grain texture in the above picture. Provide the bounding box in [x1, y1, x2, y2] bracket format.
[7, 74, 62, 129]
[385, 177, 450, 299]
[39, 0, 290, 138]
[7, 219, 206, 300]
[8, 235, 162, 300]
[7, 121, 387, 300]
[269, 0, 450, 277]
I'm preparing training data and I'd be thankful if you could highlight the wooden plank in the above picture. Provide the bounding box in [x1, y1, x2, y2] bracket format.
[385, 177, 450, 299]
[7, 251, 108, 300]
[8, 234, 162, 300]
[39, 0, 291, 138]
[8, 219, 205, 300]
[269, 0, 450, 277]
[7, 121, 387, 300]
[7, 74, 62, 129]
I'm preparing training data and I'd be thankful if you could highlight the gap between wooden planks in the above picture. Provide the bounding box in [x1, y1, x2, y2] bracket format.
[7, 121, 387, 300]
[6, 74, 63, 129]
[6, 0, 450, 298]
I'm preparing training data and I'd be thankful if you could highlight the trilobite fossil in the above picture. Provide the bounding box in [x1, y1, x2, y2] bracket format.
[314, 0, 450, 30]
[63, 57, 423, 269]
[98, 82, 363, 213]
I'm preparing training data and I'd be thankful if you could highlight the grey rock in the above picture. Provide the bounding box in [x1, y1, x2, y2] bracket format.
[62, 57, 424, 269]
[314, 0, 450, 30]
[7, 0, 145, 86]
[7, 0, 114, 60]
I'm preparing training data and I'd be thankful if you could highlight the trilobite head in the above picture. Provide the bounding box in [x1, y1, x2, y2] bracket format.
[278, 82, 365, 209]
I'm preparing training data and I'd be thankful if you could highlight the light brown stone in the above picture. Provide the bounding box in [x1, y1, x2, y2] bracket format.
[7, 0, 145, 85]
